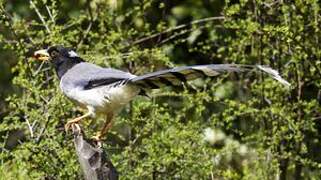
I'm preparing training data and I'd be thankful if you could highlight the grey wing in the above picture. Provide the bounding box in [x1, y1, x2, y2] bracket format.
[62, 62, 136, 90]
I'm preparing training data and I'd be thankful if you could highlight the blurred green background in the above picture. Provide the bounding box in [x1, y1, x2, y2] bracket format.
[0, 0, 321, 179]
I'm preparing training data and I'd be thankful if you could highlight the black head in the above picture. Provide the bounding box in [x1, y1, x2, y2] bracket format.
[34, 45, 85, 79]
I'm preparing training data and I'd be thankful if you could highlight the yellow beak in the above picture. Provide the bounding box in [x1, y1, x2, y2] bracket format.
[33, 49, 50, 61]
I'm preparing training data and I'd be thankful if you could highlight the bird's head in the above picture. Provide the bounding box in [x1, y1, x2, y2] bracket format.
[33, 45, 81, 62]
[33, 45, 84, 79]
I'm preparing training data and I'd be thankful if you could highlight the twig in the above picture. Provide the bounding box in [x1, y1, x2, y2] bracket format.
[1, 131, 10, 154]
[45, 5, 55, 23]
[0, 5, 35, 46]
[36, 113, 49, 143]
[2, 39, 19, 44]
[0, 6, 24, 46]
[39, 95, 50, 104]
[40, 76, 54, 88]
[77, 0, 94, 48]
[77, 22, 93, 48]
[130, 16, 225, 46]
[31, 120, 38, 129]
[30, 0, 51, 33]
[24, 116, 34, 138]
[36, 101, 52, 144]
[62, 22, 77, 31]
[158, 28, 193, 45]
[33, 60, 46, 76]
[158, 25, 207, 46]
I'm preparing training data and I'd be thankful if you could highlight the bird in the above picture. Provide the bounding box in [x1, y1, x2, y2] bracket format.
[33, 45, 290, 142]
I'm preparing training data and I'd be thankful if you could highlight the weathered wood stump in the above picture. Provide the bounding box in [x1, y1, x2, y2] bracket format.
[72, 125, 118, 180]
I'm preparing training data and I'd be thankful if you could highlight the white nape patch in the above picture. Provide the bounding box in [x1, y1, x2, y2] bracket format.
[68, 50, 79, 57]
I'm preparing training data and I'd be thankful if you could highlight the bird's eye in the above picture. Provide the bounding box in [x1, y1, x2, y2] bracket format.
[50, 50, 59, 57]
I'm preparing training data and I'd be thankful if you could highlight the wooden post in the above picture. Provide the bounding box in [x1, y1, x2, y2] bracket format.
[72, 125, 118, 180]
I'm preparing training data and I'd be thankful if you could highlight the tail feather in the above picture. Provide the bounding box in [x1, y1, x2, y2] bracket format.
[130, 64, 290, 89]
[256, 65, 291, 87]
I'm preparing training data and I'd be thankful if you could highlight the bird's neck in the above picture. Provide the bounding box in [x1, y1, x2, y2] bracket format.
[53, 57, 84, 79]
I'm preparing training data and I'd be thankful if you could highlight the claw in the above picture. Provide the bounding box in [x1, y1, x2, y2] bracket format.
[65, 121, 75, 132]
[71, 123, 82, 134]
[64, 118, 81, 132]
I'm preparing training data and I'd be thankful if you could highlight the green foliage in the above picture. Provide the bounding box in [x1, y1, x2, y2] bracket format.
[1, 0, 321, 179]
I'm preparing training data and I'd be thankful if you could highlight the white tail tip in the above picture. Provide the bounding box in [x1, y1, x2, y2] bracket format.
[257, 65, 291, 87]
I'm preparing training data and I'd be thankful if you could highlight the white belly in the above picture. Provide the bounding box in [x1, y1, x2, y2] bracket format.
[61, 84, 140, 114]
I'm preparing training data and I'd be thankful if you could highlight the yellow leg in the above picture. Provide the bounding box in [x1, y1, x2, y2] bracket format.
[92, 113, 114, 141]
[65, 111, 92, 132]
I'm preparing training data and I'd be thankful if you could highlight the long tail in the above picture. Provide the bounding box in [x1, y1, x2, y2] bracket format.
[130, 64, 290, 89]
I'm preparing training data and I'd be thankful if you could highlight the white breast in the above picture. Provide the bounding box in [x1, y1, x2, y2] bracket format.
[60, 81, 140, 114]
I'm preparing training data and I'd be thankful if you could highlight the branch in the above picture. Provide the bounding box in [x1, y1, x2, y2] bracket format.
[24, 116, 34, 138]
[30, 0, 51, 33]
[71, 125, 118, 180]
[77, 0, 94, 48]
[77, 22, 93, 49]
[45, 5, 55, 24]
[129, 16, 225, 47]
[158, 25, 207, 46]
